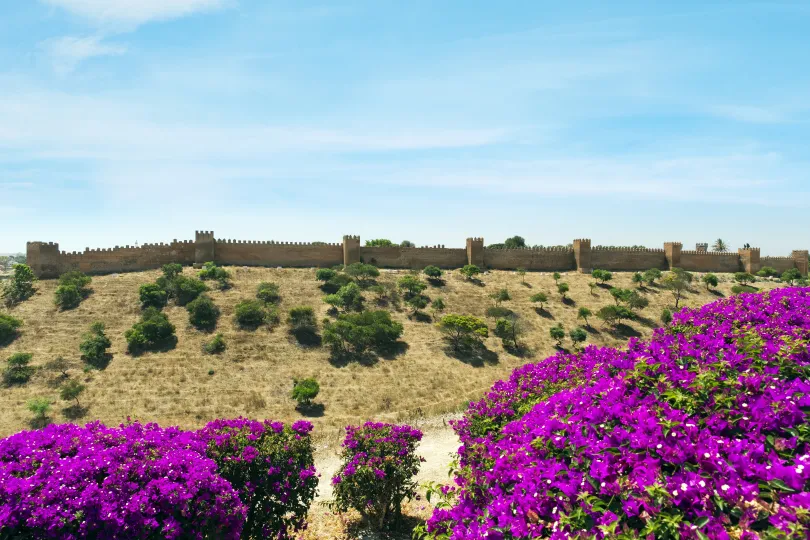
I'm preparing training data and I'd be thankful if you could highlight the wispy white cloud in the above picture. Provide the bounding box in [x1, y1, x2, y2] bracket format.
[39, 35, 126, 74]
[40, 0, 228, 27]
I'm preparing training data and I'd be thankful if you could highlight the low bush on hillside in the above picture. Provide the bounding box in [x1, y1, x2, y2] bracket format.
[345, 262, 380, 287]
[324, 282, 364, 313]
[138, 283, 168, 309]
[169, 276, 208, 306]
[234, 299, 273, 330]
[187, 294, 220, 330]
[1, 263, 36, 307]
[291, 377, 320, 408]
[591, 268, 612, 284]
[437, 314, 488, 352]
[0, 313, 22, 345]
[203, 333, 226, 354]
[256, 281, 281, 304]
[198, 261, 230, 289]
[460, 264, 480, 280]
[79, 321, 111, 368]
[330, 422, 423, 531]
[125, 307, 176, 353]
[732, 284, 758, 294]
[422, 287, 810, 539]
[758, 266, 779, 278]
[0, 418, 318, 539]
[423, 265, 444, 283]
[54, 271, 92, 310]
[323, 310, 403, 360]
[3, 352, 35, 386]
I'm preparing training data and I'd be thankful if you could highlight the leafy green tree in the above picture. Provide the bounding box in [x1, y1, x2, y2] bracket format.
[437, 314, 488, 352]
[591, 269, 612, 284]
[577, 307, 592, 326]
[400, 240, 415, 248]
[569, 327, 587, 349]
[490, 288, 511, 306]
[609, 287, 631, 305]
[423, 266, 443, 282]
[234, 300, 269, 329]
[323, 311, 403, 358]
[782, 268, 802, 285]
[626, 291, 649, 310]
[398, 275, 427, 298]
[344, 263, 380, 287]
[365, 239, 394, 247]
[549, 324, 565, 346]
[55, 271, 92, 310]
[516, 268, 527, 284]
[0, 313, 23, 345]
[125, 308, 176, 353]
[3, 352, 35, 386]
[60, 379, 86, 407]
[460, 265, 481, 280]
[203, 333, 226, 354]
[643, 268, 662, 285]
[663, 268, 693, 309]
[494, 316, 523, 350]
[139, 283, 168, 309]
[2, 263, 37, 307]
[702, 273, 719, 290]
[632, 272, 644, 288]
[198, 262, 230, 289]
[588, 282, 597, 295]
[171, 276, 208, 306]
[256, 282, 281, 304]
[661, 308, 673, 325]
[552, 272, 561, 284]
[530, 292, 548, 310]
[79, 322, 111, 367]
[757, 266, 779, 278]
[431, 297, 446, 318]
[291, 378, 320, 408]
[405, 294, 429, 315]
[712, 238, 728, 252]
[187, 294, 220, 330]
[27, 397, 51, 426]
[504, 236, 526, 249]
[288, 306, 317, 333]
[315, 268, 337, 282]
[45, 356, 70, 378]
[324, 282, 364, 312]
[597, 305, 635, 327]
[734, 272, 755, 285]
[557, 282, 570, 299]
[162, 263, 183, 279]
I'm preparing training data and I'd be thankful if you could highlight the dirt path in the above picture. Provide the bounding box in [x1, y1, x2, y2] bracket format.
[314, 414, 461, 501]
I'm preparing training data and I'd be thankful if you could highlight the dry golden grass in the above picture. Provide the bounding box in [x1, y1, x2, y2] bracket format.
[0, 266, 781, 438]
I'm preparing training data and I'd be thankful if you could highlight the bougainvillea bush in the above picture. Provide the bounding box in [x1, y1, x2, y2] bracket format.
[331, 422, 424, 531]
[198, 418, 318, 539]
[0, 418, 318, 539]
[425, 288, 810, 539]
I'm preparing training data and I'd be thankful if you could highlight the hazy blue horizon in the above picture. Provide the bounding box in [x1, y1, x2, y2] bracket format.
[2, 1, 809, 256]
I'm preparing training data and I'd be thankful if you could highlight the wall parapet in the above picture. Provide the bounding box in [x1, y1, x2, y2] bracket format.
[23, 232, 808, 277]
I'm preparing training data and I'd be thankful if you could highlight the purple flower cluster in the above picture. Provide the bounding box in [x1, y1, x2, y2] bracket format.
[331, 422, 424, 530]
[0, 421, 245, 539]
[427, 288, 810, 539]
[198, 417, 318, 539]
[0, 417, 318, 539]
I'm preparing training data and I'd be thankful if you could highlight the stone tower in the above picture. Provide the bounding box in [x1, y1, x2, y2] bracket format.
[466, 237, 484, 267]
[194, 231, 215, 267]
[573, 238, 592, 273]
[26, 241, 61, 278]
[664, 242, 682, 270]
[343, 235, 360, 266]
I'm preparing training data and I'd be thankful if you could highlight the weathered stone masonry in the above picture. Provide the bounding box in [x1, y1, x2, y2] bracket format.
[25, 231, 808, 278]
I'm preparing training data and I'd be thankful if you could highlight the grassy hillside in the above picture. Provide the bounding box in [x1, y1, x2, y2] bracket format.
[0, 266, 780, 438]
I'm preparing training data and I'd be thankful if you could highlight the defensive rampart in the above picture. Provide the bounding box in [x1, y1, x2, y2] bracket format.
[25, 232, 808, 278]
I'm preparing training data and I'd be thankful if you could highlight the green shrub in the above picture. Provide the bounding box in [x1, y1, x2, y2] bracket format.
[365, 239, 393, 247]
[125, 308, 176, 353]
[171, 276, 208, 306]
[597, 305, 635, 326]
[632, 272, 644, 287]
[557, 282, 569, 299]
[138, 283, 168, 309]
[59, 270, 91, 289]
[782, 268, 802, 285]
[485, 306, 512, 319]
[757, 266, 779, 278]
[400, 240, 415, 248]
[591, 269, 612, 284]
[731, 284, 758, 294]
[549, 324, 565, 346]
[577, 307, 592, 325]
[504, 236, 526, 249]
[198, 262, 230, 282]
[643, 268, 662, 285]
[288, 306, 318, 342]
[405, 294, 429, 315]
[203, 333, 226, 354]
[79, 322, 111, 367]
[291, 378, 320, 407]
[398, 275, 427, 298]
[552, 272, 561, 283]
[60, 379, 86, 407]
[45, 356, 70, 377]
[431, 297, 446, 317]
[323, 310, 403, 358]
[663, 268, 693, 309]
[315, 268, 337, 282]
[460, 265, 481, 280]
[569, 327, 587, 348]
[661, 308, 673, 325]
[702, 273, 719, 290]
[734, 272, 756, 285]
[54, 271, 92, 310]
[27, 397, 50, 425]
[234, 299, 269, 329]
[344, 263, 380, 286]
[1, 263, 36, 307]
[187, 294, 220, 330]
[530, 292, 548, 309]
[610, 288, 648, 310]
[437, 314, 488, 352]
[490, 288, 511, 306]
[423, 266, 443, 281]
[0, 313, 23, 345]
[493, 316, 523, 350]
[161, 263, 183, 279]
[324, 282, 364, 312]
[253, 282, 280, 304]
[3, 352, 35, 386]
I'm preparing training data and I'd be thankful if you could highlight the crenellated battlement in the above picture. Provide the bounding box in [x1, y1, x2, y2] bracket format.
[23, 231, 809, 277]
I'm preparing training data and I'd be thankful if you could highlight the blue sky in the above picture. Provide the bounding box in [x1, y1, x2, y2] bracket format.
[1, 1, 809, 255]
